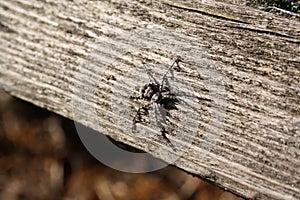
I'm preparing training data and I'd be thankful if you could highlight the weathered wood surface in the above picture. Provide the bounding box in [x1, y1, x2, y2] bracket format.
[0, 0, 299, 199]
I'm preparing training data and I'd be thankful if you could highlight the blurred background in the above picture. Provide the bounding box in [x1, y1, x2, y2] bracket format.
[0, 90, 243, 200]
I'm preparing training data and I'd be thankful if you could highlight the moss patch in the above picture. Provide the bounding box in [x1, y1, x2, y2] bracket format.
[250, 0, 300, 13]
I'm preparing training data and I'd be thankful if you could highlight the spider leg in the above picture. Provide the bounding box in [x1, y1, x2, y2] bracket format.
[175, 96, 199, 115]
[153, 104, 177, 151]
[132, 102, 152, 123]
[175, 91, 211, 113]
[153, 103, 167, 129]
[142, 63, 159, 84]
[130, 95, 143, 100]
[161, 127, 177, 151]
[161, 56, 183, 87]
[132, 102, 152, 133]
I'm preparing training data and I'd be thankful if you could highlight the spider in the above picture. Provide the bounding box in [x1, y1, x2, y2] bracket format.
[130, 57, 183, 150]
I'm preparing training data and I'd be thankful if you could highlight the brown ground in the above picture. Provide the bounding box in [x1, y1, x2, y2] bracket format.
[0, 90, 243, 200]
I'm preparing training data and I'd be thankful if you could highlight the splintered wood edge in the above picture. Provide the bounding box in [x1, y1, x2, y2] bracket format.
[0, 0, 299, 199]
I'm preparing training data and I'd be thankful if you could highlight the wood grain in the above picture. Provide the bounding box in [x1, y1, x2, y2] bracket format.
[0, 0, 299, 199]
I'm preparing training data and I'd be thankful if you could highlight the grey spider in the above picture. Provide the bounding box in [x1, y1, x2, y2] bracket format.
[130, 57, 183, 150]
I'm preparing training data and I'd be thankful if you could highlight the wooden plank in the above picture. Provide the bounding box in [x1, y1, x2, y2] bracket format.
[0, 0, 299, 199]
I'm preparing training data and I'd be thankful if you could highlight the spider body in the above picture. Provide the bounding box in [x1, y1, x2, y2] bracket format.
[140, 83, 173, 104]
